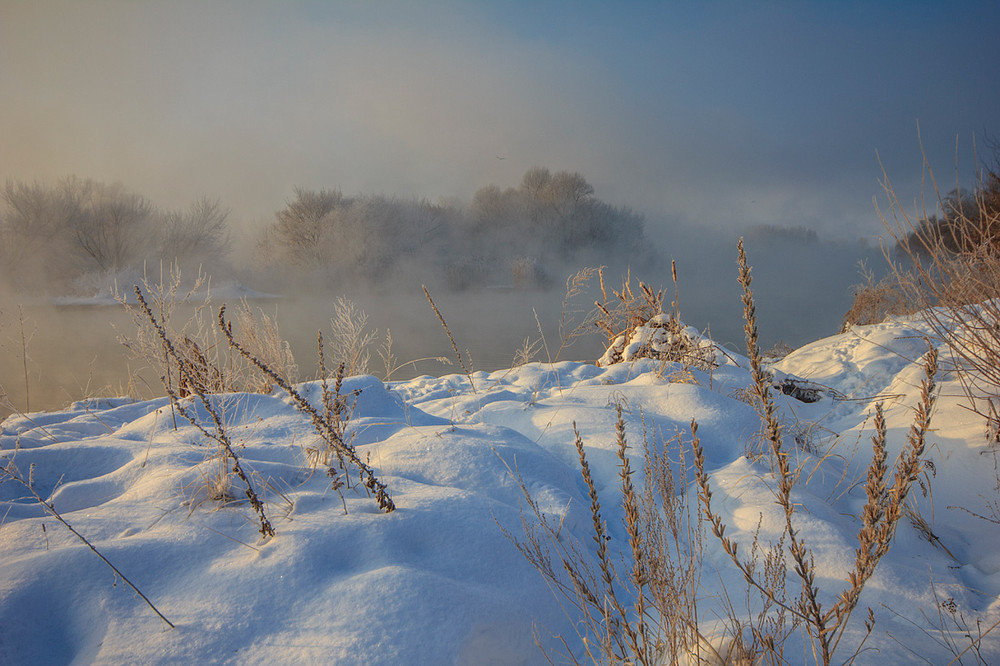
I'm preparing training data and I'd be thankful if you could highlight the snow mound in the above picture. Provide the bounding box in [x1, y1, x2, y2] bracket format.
[597, 313, 730, 369]
[2, 315, 1000, 664]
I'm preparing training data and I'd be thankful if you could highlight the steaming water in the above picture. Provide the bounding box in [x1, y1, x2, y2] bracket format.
[1, 235, 884, 422]
[0, 291, 609, 420]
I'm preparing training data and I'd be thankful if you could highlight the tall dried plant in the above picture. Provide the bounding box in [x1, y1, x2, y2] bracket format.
[219, 306, 395, 513]
[422, 285, 476, 394]
[15, 305, 33, 413]
[738, 238, 783, 461]
[693, 240, 940, 664]
[134, 286, 275, 538]
[115, 263, 219, 402]
[840, 261, 920, 331]
[592, 267, 665, 347]
[552, 266, 603, 361]
[505, 403, 722, 665]
[230, 298, 299, 392]
[328, 296, 377, 377]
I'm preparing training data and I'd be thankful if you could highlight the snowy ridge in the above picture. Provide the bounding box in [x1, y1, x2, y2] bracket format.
[2, 317, 1000, 664]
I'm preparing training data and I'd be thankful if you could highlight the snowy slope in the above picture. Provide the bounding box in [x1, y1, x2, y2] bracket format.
[2, 316, 999, 664]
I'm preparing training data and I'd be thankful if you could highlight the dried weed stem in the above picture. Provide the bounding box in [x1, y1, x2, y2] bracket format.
[1, 458, 174, 628]
[507, 403, 721, 664]
[220, 306, 395, 513]
[695, 246, 940, 664]
[422, 285, 476, 393]
[134, 286, 275, 538]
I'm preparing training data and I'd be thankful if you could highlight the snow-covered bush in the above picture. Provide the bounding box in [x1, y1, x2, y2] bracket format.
[597, 313, 721, 371]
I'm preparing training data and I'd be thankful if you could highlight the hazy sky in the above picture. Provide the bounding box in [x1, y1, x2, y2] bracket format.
[2, 1, 998, 240]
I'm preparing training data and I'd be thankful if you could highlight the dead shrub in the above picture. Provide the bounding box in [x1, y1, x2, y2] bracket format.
[878, 142, 1000, 440]
[591, 264, 719, 372]
[841, 262, 921, 331]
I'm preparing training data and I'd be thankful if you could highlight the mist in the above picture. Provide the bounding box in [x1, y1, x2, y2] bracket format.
[0, 165, 888, 421]
[3, 2, 997, 236]
[1, 2, 996, 417]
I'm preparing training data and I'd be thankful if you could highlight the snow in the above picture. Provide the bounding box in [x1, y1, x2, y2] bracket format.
[2, 314, 1000, 664]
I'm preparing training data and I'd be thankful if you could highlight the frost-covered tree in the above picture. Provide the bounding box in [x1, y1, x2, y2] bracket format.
[269, 188, 346, 265]
[70, 180, 154, 272]
[155, 196, 231, 266]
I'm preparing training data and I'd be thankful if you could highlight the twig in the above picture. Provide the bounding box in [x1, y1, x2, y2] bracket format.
[1, 461, 174, 629]
[422, 285, 476, 394]
[134, 286, 274, 538]
[219, 306, 395, 513]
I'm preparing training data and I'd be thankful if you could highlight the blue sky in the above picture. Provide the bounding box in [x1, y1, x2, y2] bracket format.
[2, 1, 997, 239]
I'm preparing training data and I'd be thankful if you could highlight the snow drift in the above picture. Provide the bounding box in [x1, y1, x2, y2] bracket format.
[2, 314, 1000, 664]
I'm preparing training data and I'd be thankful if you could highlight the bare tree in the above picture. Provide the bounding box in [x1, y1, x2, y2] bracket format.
[1, 179, 71, 259]
[155, 196, 231, 264]
[0, 178, 83, 289]
[270, 188, 345, 265]
[68, 180, 153, 271]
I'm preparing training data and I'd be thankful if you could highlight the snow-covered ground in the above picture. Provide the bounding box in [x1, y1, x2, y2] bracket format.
[2, 314, 999, 664]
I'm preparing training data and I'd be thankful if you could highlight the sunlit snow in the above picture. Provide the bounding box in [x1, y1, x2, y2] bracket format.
[2, 315, 999, 664]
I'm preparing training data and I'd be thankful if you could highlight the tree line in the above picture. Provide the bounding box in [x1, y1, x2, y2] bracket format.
[255, 167, 649, 290]
[0, 177, 229, 294]
[897, 143, 1000, 257]
[0, 167, 649, 295]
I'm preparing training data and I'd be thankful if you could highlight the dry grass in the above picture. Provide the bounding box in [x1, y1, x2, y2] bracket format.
[840, 261, 921, 331]
[116, 266, 299, 401]
[121, 275, 394, 517]
[592, 265, 718, 373]
[134, 286, 275, 538]
[513, 335, 543, 367]
[219, 305, 395, 514]
[555, 266, 604, 361]
[503, 403, 721, 665]
[378, 327, 451, 382]
[422, 285, 476, 393]
[0, 305, 35, 419]
[737, 238, 785, 461]
[115, 264, 216, 401]
[510, 242, 941, 664]
[694, 240, 940, 665]
[593, 267, 665, 349]
[878, 145, 1000, 441]
[230, 299, 299, 392]
[328, 296, 377, 377]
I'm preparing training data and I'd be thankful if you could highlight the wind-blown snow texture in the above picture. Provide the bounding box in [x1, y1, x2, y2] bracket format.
[2, 315, 999, 664]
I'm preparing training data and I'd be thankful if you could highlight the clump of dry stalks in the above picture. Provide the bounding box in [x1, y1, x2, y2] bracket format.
[839, 261, 921, 331]
[512, 241, 940, 665]
[694, 239, 939, 665]
[127, 279, 396, 536]
[328, 295, 377, 377]
[116, 265, 298, 401]
[219, 305, 395, 513]
[587, 264, 718, 372]
[878, 148, 1000, 443]
[593, 266, 667, 348]
[503, 403, 716, 665]
[133, 286, 275, 538]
